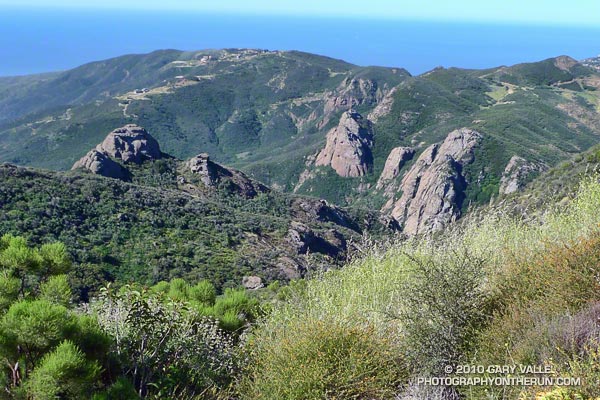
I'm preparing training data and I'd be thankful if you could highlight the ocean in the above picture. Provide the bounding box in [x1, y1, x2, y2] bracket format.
[1, 7, 599, 77]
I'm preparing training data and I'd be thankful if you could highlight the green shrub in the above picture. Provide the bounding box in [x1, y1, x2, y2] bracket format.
[39, 274, 72, 306]
[150, 280, 170, 294]
[0, 271, 20, 313]
[239, 318, 406, 399]
[0, 234, 41, 273]
[38, 242, 72, 277]
[93, 286, 239, 397]
[26, 340, 101, 400]
[92, 377, 138, 400]
[188, 279, 216, 305]
[168, 277, 189, 301]
[395, 249, 487, 374]
[212, 288, 260, 331]
[0, 300, 75, 365]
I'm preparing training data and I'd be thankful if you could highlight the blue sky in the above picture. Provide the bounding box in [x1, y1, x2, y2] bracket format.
[1, 1, 599, 76]
[2, 0, 600, 26]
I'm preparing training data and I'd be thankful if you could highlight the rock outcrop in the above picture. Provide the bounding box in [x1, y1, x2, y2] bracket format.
[72, 124, 161, 178]
[315, 111, 374, 177]
[97, 124, 161, 164]
[242, 276, 263, 290]
[376, 146, 415, 189]
[287, 221, 346, 257]
[323, 78, 386, 117]
[499, 155, 542, 195]
[187, 153, 269, 198]
[188, 153, 219, 187]
[367, 86, 397, 122]
[386, 128, 482, 235]
[292, 198, 360, 232]
[71, 149, 129, 180]
[553, 55, 578, 72]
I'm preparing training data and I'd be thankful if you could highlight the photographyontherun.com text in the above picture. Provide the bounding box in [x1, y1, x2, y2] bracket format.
[412, 365, 581, 387]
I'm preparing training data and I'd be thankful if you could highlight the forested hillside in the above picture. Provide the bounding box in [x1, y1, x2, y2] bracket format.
[0, 123, 389, 298]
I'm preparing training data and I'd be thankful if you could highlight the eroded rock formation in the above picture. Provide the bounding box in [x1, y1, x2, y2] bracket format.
[71, 149, 129, 180]
[287, 221, 346, 257]
[187, 153, 269, 198]
[499, 155, 542, 194]
[376, 146, 415, 189]
[97, 124, 161, 163]
[72, 124, 161, 178]
[315, 111, 374, 177]
[386, 128, 482, 235]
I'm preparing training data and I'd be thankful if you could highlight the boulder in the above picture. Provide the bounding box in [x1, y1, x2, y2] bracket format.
[98, 124, 161, 164]
[188, 153, 218, 186]
[187, 153, 269, 198]
[242, 276, 263, 290]
[72, 149, 129, 180]
[72, 124, 161, 179]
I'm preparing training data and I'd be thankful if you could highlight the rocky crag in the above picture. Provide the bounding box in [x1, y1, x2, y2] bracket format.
[499, 155, 545, 195]
[382, 128, 482, 235]
[72, 124, 161, 179]
[315, 111, 374, 177]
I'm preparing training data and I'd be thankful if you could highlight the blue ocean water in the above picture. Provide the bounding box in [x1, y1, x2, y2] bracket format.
[1, 7, 599, 77]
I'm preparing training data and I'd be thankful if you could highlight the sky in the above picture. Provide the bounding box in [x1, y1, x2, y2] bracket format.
[2, 0, 600, 26]
[0, 1, 599, 76]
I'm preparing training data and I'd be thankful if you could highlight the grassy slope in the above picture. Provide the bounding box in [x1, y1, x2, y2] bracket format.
[243, 172, 600, 398]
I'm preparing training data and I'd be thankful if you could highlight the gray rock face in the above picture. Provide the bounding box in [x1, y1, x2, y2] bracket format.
[315, 111, 374, 177]
[386, 128, 482, 235]
[367, 86, 397, 123]
[292, 198, 359, 231]
[324, 78, 386, 116]
[71, 149, 129, 179]
[276, 257, 302, 280]
[72, 124, 161, 178]
[499, 155, 542, 194]
[187, 153, 269, 198]
[376, 146, 415, 189]
[242, 276, 263, 290]
[287, 221, 346, 257]
[99, 124, 162, 164]
[188, 153, 218, 187]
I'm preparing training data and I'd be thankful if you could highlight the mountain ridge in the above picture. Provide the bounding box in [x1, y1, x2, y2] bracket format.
[2, 49, 600, 235]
